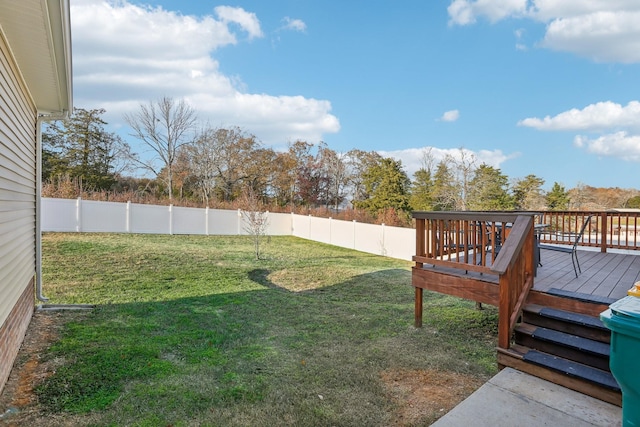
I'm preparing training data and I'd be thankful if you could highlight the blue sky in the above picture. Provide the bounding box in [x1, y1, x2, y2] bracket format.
[70, 1, 640, 190]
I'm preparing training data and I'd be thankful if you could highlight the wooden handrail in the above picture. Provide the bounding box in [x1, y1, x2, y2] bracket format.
[416, 210, 640, 253]
[413, 209, 640, 353]
[413, 211, 521, 222]
[538, 210, 640, 252]
[491, 215, 534, 349]
[412, 211, 536, 351]
[412, 213, 517, 274]
[490, 216, 531, 275]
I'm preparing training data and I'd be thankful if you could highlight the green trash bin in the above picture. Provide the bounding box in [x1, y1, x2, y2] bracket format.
[601, 296, 640, 427]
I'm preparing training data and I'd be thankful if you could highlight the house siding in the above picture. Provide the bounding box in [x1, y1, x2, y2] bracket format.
[0, 281, 34, 395]
[0, 30, 38, 394]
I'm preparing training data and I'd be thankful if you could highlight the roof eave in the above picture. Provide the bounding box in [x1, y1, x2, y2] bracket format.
[41, 0, 73, 116]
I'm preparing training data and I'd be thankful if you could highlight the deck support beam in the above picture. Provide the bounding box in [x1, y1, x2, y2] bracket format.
[414, 287, 423, 328]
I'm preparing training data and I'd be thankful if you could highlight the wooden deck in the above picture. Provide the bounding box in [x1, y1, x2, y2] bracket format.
[535, 248, 640, 300]
[414, 248, 640, 303]
[411, 212, 637, 404]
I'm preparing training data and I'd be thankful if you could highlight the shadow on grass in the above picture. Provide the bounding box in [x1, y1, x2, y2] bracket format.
[247, 268, 279, 290]
[35, 268, 498, 426]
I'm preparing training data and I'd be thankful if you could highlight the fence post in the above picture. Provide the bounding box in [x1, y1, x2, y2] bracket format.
[126, 201, 131, 233]
[381, 223, 386, 256]
[237, 209, 242, 235]
[353, 220, 357, 249]
[75, 197, 82, 232]
[268, 211, 273, 235]
[169, 204, 173, 235]
[205, 206, 209, 236]
[329, 217, 332, 245]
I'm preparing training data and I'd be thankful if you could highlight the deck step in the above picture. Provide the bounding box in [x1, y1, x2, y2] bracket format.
[497, 347, 622, 406]
[516, 324, 610, 357]
[515, 324, 610, 371]
[546, 288, 617, 306]
[522, 304, 610, 343]
[523, 350, 620, 392]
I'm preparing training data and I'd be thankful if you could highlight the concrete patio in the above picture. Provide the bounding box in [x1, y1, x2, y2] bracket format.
[431, 367, 621, 426]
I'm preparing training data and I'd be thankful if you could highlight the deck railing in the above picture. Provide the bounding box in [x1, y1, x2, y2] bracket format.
[539, 211, 640, 252]
[413, 210, 640, 355]
[413, 212, 536, 351]
[491, 215, 535, 349]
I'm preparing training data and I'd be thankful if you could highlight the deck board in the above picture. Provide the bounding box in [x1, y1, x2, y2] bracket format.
[578, 254, 628, 298]
[534, 249, 640, 301]
[611, 257, 640, 299]
[413, 248, 640, 304]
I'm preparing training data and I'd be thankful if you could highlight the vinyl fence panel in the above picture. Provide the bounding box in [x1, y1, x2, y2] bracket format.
[41, 198, 77, 232]
[381, 225, 415, 260]
[355, 222, 385, 255]
[172, 206, 206, 235]
[41, 199, 414, 261]
[328, 219, 355, 250]
[81, 200, 128, 233]
[309, 216, 331, 244]
[130, 203, 171, 234]
[291, 214, 311, 239]
[208, 209, 241, 235]
[267, 212, 293, 235]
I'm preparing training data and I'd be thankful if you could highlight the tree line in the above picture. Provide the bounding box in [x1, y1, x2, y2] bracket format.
[42, 99, 639, 227]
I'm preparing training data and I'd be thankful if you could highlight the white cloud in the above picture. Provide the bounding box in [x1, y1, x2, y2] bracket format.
[521, 101, 640, 163]
[526, 1, 640, 22]
[574, 132, 640, 161]
[214, 5, 263, 39]
[70, 0, 339, 146]
[440, 109, 460, 122]
[541, 11, 640, 63]
[514, 28, 527, 51]
[448, 0, 527, 25]
[448, 0, 640, 63]
[518, 101, 640, 131]
[281, 17, 307, 32]
[379, 146, 515, 177]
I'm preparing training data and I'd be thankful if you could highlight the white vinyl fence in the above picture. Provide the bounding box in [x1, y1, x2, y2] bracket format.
[42, 198, 415, 261]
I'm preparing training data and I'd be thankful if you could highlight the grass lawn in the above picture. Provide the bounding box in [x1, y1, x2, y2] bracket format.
[29, 233, 498, 426]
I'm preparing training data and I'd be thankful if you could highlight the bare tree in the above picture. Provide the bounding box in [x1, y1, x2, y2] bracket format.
[410, 148, 436, 211]
[185, 126, 220, 206]
[345, 149, 383, 207]
[431, 148, 479, 211]
[432, 156, 459, 210]
[239, 187, 270, 260]
[212, 127, 260, 201]
[454, 148, 477, 210]
[419, 147, 435, 173]
[317, 144, 350, 210]
[124, 97, 197, 201]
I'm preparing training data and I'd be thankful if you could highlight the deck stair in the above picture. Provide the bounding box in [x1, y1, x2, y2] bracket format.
[497, 293, 622, 406]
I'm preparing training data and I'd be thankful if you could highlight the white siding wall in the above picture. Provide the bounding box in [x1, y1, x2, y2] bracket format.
[0, 32, 37, 328]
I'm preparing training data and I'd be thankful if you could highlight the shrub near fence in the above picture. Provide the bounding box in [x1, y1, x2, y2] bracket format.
[42, 198, 415, 261]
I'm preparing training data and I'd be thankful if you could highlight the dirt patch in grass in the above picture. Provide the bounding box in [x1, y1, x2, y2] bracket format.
[0, 310, 87, 426]
[381, 368, 485, 426]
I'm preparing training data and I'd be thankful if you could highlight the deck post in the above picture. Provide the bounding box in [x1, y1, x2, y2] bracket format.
[600, 212, 608, 253]
[414, 287, 423, 328]
[415, 218, 425, 267]
[497, 274, 511, 349]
